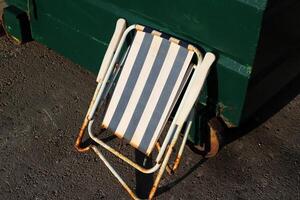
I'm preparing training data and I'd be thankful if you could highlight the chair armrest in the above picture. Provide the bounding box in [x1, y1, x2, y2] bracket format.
[96, 18, 127, 83]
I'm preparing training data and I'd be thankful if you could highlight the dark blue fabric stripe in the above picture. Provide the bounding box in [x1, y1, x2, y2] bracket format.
[143, 26, 153, 34]
[123, 38, 171, 142]
[138, 47, 189, 153]
[160, 33, 169, 40]
[108, 33, 154, 132]
[178, 40, 189, 49]
[140, 124, 179, 154]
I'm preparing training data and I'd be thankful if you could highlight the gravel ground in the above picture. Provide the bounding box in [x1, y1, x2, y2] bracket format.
[0, 31, 299, 199]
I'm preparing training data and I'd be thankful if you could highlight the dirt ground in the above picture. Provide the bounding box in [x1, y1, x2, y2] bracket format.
[0, 30, 299, 199]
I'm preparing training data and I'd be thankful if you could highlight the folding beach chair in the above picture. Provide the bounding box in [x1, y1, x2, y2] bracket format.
[75, 18, 215, 199]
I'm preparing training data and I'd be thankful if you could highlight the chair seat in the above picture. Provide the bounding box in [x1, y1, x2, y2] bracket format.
[102, 30, 194, 155]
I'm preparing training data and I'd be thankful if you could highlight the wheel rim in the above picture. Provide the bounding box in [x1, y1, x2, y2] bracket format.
[204, 126, 220, 158]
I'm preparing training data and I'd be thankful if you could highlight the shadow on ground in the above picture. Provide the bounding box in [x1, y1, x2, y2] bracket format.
[226, 74, 300, 145]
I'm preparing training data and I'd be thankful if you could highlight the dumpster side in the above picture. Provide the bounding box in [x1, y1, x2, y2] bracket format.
[3, 0, 267, 127]
[241, 0, 300, 122]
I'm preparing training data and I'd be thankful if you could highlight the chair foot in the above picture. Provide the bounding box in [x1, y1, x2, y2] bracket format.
[74, 118, 91, 152]
[91, 146, 140, 200]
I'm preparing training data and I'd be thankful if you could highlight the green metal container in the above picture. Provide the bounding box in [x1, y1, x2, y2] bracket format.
[3, 0, 300, 145]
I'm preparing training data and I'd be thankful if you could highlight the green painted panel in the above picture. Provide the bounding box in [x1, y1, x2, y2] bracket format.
[28, 9, 107, 73]
[5, 0, 27, 11]
[23, 0, 266, 66]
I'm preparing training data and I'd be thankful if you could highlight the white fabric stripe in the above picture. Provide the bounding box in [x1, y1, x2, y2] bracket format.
[145, 51, 194, 154]
[115, 36, 163, 144]
[102, 32, 145, 130]
[130, 43, 180, 146]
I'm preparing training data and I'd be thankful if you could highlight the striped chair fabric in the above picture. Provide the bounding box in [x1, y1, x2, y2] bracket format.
[102, 30, 194, 155]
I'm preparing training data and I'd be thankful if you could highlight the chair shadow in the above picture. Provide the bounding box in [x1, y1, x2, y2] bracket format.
[135, 150, 154, 199]
[155, 158, 207, 196]
[134, 148, 207, 198]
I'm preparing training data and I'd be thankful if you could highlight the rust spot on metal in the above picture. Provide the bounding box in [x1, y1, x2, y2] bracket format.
[155, 141, 186, 174]
[120, 182, 138, 200]
[205, 117, 223, 158]
[155, 142, 161, 150]
[149, 183, 159, 200]
[216, 103, 236, 128]
[204, 127, 219, 158]
[75, 84, 104, 152]
[155, 142, 174, 175]
[172, 157, 181, 172]
[74, 117, 90, 152]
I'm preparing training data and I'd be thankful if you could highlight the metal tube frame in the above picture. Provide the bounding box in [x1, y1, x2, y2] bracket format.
[75, 20, 215, 199]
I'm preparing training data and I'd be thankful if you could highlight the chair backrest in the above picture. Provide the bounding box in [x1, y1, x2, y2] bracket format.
[102, 30, 194, 155]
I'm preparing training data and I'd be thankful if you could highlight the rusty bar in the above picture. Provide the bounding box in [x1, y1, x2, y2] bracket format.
[149, 144, 175, 199]
[91, 146, 139, 200]
[74, 83, 102, 152]
[155, 142, 173, 175]
[149, 126, 181, 199]
[88, 120, 160, 174]
[172, 113, 193, 172]
[172, 157, 181, 172]
[155, 111, 193, 174]
[74, 117, 90, 152]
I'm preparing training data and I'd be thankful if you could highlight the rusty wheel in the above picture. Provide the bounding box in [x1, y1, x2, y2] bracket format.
[205, 117, 225, 158]
[192, 117, 225, 158]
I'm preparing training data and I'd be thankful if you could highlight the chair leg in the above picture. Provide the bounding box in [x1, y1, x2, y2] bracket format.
[92, 143, 179, 200]
[75, 117, 91, 152]
[155, 111, 193, 175]
[91, 138, 179, 200]
[90, 120, 191, 199]
[75, 83, 103, 152]
[155, 142, 173, 175]
[171, 113, 193, 172]
[149, 110, 194, 199]
[149, 143, 175, 199]
[155, 129, 190, 175]
[91, 145, 140, 200]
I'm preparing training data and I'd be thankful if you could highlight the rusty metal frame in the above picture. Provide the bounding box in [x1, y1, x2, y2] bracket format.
[87, 111, 194, 200]
[75, 19, 215, 199]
